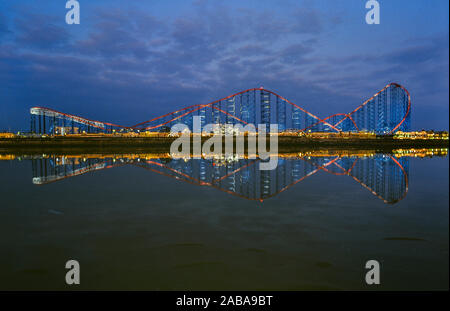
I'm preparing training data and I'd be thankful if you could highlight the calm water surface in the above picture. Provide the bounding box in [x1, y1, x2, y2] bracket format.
[0, 149, 448, 290]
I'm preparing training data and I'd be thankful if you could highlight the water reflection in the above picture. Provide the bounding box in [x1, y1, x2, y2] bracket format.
[4, 148, 442, 205]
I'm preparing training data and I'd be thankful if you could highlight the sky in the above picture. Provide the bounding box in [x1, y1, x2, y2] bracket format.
[0, 0, 448, 131]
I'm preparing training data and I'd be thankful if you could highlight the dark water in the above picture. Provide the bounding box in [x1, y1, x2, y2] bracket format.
[0, 149, 448, 290]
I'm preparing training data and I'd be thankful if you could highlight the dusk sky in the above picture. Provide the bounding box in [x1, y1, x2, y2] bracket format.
[0, 0, 448, 131]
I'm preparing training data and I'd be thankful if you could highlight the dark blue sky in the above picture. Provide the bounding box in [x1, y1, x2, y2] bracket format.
[0, 0, 448, 131]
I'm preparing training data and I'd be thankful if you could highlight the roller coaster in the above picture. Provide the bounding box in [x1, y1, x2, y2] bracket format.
[30, 83, 411, 135]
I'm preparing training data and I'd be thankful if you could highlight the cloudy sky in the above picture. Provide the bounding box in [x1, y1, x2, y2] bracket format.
[0, 0, 448, 131]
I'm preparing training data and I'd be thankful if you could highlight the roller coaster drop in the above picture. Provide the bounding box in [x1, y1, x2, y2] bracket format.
[30, 83, 411, 135]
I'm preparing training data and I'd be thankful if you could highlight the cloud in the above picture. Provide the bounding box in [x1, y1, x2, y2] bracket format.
[291, 7, 323, 34]
[278, 43, 314, 65]
[14, 13, 70, 50]
[0, 13, 11, 40]
[75, 9, 166, 58]
[385, 44, 445, 65]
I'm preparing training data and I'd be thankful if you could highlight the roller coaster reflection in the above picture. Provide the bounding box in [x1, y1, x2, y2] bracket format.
[30, 152, 410, 204]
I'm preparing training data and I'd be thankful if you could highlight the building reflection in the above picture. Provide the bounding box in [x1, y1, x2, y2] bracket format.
[6, 148, 446, 204]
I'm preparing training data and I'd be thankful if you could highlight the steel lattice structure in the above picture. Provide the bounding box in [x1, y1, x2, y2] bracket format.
[30, 154, 409, 204]
[29, 83, 411, 135]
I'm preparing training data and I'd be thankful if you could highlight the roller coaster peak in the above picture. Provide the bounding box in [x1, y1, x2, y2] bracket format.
[29, 83, 411, 135]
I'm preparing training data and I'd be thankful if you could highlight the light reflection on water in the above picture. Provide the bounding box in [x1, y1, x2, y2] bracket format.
[21, 148, 446, 204]
[0, 148, 448, 290]
[29, 152, 411, 204]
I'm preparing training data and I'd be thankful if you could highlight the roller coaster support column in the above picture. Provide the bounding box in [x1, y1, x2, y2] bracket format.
[277, 97, 286, 132]
[260, 89, 271, 132]
[30, 114, 36, 134]
[42, 113, 46, 134]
